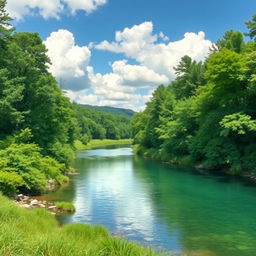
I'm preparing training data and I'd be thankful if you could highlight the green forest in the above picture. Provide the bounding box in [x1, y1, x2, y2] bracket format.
[2, 0, 256, 255]
[0, 0, 132, 197]
[132, 14, 256, 175]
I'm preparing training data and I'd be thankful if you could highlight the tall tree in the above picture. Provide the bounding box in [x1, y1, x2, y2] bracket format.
[0, 0, 13, 64]
[171, 55, 206, 99]
[245, 14, 256, 41]
[216, 30, 245, 53]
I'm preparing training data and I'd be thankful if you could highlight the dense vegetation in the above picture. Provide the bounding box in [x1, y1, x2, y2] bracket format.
[0, 0, 132, 197]
[132, 15, 256, 175]
[74, 104, 132, 145]
[0, 195, 162, 256]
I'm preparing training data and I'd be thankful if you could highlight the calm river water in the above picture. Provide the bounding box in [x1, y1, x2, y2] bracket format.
[42, 145, 256, 256]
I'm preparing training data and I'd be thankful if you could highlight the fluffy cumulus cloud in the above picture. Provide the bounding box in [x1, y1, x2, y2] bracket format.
[96, 21, 213, 79]
[6, 0, 107, 20]
[64, 63, 154, 110]
[44, 29, 91, 91]
[87, 61, 165, 109]
[111, 60, 168, 88]
[43, 22, 213, 111]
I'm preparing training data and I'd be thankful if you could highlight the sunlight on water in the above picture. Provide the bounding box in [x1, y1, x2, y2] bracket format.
[43, 146, 256, 256]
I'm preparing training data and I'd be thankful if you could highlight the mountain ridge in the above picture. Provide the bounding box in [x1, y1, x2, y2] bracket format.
[79, 104, 136, 117]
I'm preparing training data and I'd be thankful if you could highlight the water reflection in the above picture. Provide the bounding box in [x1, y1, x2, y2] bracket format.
[49, 146, 256, 256]
[64, 148, 180, 250]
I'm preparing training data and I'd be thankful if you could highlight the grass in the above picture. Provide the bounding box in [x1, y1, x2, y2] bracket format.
[0, 194, 164, 256]
[74, 139, 132, 150]
[55, 201, 76, 212]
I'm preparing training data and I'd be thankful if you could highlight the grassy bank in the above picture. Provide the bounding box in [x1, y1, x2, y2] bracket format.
[134, 144, 195, 167]
[0, 194, 163, 256]
[75, 139, 132, 151]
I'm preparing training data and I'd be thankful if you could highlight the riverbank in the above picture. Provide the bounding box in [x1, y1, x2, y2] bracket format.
[134, 145, 256, 185]
[74, 138, 132, 150]
[15, 194, 75, 215]
[0, 194, 162, 256]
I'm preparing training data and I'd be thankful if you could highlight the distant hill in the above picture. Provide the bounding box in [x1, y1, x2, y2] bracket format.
[82, 105, 136, 117]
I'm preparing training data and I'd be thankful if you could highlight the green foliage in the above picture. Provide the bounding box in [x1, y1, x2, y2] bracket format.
[217, 30, 245, 53]
[220, 113, 256, 136]
[0, 69, 25, 134]
[80, 134, 90, 145]
[132, 21, 256, 175]
[144, 85, 169, 148]
[0, 16, 78, 166]
[205, 49, 244, 92]
[48, 142, 75, 168]
[0, 172, 24, 196]
[14, 128, 33, 144]
[55, 201, 76, 212]
[0, 0, 13, 54]
[172, 55, 206, 99]
[245, 14, 256, 41]
[74, 104, 132, 141]
[0, 0, 133, 192]
[158, 97, 197, 158]
[0, 143, 66, 195]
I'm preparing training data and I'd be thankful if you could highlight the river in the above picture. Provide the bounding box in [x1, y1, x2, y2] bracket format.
[42, 145, 256, 256]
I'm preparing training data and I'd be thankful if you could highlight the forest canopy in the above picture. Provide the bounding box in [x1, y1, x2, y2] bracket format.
[132, 14, 256, 174]
[0, 0, 132, 196]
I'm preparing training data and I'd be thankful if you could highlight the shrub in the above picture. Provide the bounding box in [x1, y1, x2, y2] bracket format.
[0, 172, 24, 196]
[0, 143, 66, 194]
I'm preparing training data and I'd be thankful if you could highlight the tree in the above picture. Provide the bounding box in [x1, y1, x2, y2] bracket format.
[245, 14, 256, 41]
[4, 32, 50, 79]
[171, 55, 206, 99]
[143, 85, 167, 148]
[217, 30, 245, 53]
[0, 69, 25, 134]
[204, 49, 245, 105]
[0, 0, 13, 64]
[0, 0, 11, 28]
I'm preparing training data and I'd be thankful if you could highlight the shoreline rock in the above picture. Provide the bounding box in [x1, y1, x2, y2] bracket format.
[15, 194, 69, 215]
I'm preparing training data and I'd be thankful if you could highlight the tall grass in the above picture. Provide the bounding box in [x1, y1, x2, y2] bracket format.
[0, 195, 164, 256]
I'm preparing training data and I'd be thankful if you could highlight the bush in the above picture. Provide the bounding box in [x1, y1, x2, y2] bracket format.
[48, 142, 75, 167]
[80, 134, 90, 145]
[0, 172, 24, 196]
[0, 143, 66, 194]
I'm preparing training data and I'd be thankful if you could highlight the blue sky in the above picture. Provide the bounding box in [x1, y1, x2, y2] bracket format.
[6, 0, 256, 110]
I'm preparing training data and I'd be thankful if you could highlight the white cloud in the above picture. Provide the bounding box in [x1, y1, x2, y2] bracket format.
[6, 0, 62, 20]
[87, 64, 156, 110]
[96, 22, 157, 56]
[6, 0, 107, 20]
[43, 22, 213, 111]
[65, 90, 98, 105]
[112, 60, 168, 87]
[96, 22, 213, 79]
[62, 63, 154, 111]
[44, 29, 91, 91]
[64, 0, 107, 14]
